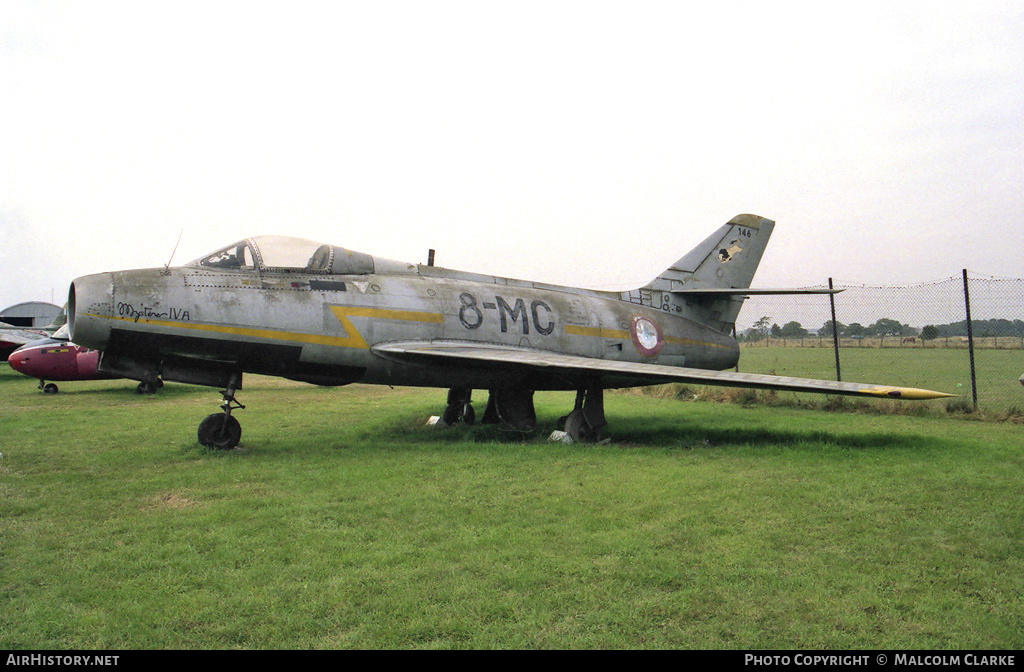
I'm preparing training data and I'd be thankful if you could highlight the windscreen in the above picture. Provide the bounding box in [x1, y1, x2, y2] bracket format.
[193, 241, 257, 269]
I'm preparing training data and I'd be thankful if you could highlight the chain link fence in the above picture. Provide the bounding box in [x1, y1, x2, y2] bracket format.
[735, 273, 1024, 413]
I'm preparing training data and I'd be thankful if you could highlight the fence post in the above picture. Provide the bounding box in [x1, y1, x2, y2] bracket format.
[962, 269, 978, 409]
[829, 277, 841, 382]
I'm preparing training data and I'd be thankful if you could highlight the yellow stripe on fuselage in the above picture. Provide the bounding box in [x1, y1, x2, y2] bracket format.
[563, 325, 629, 339]
[327, 306, 443, 349]
[332, 306, 445, 324]
[90, 305, 444, 350]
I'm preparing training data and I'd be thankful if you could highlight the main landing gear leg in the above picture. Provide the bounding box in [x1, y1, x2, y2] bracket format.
[438, 387, 477, 426]
[197, 374, 244, 450]
[491, 389, 537, 432]
[436, 388, 537, 433]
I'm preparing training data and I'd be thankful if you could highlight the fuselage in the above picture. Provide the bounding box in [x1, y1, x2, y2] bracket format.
[69, 237, 739, 391]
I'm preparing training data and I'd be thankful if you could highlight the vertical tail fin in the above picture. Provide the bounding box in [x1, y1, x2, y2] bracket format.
[644, 214, 775, 293]
[641, 214, 776, 334]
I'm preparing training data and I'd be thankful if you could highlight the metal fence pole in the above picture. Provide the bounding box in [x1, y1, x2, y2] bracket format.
[962, 269, 978, 409]
[829, 278, 841, 382]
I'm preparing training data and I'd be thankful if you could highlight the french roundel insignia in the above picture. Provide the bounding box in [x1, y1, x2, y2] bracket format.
[630, 314, 664, 357]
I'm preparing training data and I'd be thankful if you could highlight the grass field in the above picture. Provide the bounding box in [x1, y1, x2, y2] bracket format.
[738, 345, 1024, 415]
[2, 363, 1023, 649]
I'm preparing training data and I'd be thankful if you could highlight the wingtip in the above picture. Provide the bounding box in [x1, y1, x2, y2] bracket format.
[866, 387, 957, 400]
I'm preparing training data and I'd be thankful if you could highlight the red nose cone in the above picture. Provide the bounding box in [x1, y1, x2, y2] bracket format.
[7, 347, 34, 376]
[8, 348, 26, 371]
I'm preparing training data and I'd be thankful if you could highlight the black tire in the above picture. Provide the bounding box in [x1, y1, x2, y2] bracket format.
[197, 414, 242, 450]
[43, 383, 59, 394]
[441, 402, 476, 426]
[562, 409, 595, 443]
[441, 404, 460, 426]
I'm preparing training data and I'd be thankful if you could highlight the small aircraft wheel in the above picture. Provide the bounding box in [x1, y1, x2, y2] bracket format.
[441, 404, 459, 427]
[563, 409, 595, 443]
[197, 414, 242, 450]
[137, 381, 158, 395]
[43, 383, 59, 394]
[441, 402, 476, 426]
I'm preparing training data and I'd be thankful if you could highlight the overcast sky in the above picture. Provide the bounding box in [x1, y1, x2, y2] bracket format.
[2, 1, 1022, 317]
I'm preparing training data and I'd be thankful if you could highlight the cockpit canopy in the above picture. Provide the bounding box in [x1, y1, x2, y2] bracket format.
[188, 236, 375, 275]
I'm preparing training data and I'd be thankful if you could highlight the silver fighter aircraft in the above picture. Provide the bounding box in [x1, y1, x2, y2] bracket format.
[68, 214, 951, 449]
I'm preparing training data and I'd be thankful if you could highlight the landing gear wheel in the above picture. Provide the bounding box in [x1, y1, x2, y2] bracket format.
[439, 388, 475, 427]
[197, 413, 242, 450]
[563, 409, 597, 443]
[43, 382, 59, 394]
[559, 386, 607, 443]
[137, 381, 157, 394]
[441, 401, 475, 427]
[441, 403, 460, 426]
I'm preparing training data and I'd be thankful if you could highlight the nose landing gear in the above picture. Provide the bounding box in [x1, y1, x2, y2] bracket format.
[197, 375, 245, 450]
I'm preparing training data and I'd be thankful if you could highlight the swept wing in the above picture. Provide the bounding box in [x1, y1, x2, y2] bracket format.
[373, 340, 953, 401]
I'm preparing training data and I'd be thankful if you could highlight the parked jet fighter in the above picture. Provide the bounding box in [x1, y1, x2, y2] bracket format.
[6, 325, 157, 393]
[68, 214, 951, 449]
[8, 327, 108, 393]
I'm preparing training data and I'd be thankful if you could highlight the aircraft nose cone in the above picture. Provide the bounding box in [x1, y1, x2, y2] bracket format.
[8, 346, 29, 373]
[6, 342, 47, 378]
[69, 273, 115, 350]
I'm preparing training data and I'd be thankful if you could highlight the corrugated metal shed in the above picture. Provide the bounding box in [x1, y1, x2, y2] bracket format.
[0, 302, 62, 328]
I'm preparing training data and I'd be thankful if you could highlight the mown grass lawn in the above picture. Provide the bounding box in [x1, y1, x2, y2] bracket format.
[738, 344, 1024, 414]
[1, 365, 1022, 649]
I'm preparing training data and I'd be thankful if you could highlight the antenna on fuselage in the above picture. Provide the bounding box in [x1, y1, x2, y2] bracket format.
[427, 249, 435, 266]
[163, 230, 184, 275]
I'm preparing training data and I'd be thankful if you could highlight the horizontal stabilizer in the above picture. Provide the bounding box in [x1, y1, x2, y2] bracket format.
[671, 287, 842, 296]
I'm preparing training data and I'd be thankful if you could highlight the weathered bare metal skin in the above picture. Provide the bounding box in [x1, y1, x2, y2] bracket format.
[70, 261, 737, 388]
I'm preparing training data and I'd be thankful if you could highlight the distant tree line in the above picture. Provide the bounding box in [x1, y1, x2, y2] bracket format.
[742, 317, 1024, 342]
